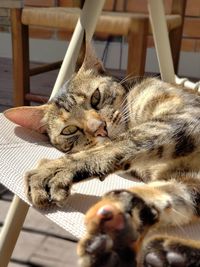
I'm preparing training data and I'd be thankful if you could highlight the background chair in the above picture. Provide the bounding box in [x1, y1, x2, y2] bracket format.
[10, 0, 186, 105]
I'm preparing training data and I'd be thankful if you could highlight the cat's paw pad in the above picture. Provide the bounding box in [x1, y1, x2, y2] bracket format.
[78, 234, 118, 267]
[78, 232, 135, 267]
[25, 167, 72, 208]
[145, 251, 186, 267]
[142, 238, 187, 267]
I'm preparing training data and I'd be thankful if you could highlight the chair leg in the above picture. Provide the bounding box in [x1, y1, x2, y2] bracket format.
[127, 18, 148, 77]
[0, 196, 29, 267]
[169, 26, 182, 73]
[10, 8, 30, 107]
[147, 0, 175, 83]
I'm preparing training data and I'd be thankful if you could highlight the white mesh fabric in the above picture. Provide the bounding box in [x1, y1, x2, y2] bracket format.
[1, 113, 200, 241]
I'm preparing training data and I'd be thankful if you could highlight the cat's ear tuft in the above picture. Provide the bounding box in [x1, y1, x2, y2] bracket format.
[4, 105, 48, 133]
[75, 31, 105, 74]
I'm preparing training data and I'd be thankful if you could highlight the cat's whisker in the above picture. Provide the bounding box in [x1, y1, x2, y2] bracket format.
[120, 76, 144, 87]
[118, 95, 129, 111]
[119, 73, 146, 86]
[119, 73, 134, 85]
[119, 92, 138, 115]
[116, 116, 129, 127]
[171, 207, 189, 221]
[124, 96, 137, 109]
[119, 109, 129, 120]
[119, 117, 129, 126]
[118, 105, 130, 119]
[120, 108, 130, 118]
[169, 214, 188, 235]
[108, 119, 127, 139]
[119, 99, 129, 111]
[118, 109, 130, 123]
[108, 125, 118, 138]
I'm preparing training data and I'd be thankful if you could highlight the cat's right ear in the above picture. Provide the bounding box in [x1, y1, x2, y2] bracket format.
[75, 31, 105, 74]
[4, 105, 48, 133]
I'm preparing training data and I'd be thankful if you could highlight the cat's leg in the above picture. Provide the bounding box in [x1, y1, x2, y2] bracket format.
[78, 179, 200, 267]
[139, 235, 200, 267]
[25, 117, 200, 208]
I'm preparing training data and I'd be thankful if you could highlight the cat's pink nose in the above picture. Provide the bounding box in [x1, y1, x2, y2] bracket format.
[96, 204, 125, 230]
[97, 205, 115, 220]
[86, 119, 107, 137]
[94, 122, 107, 137]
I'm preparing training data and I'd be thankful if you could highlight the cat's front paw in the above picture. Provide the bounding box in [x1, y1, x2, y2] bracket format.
[25, 158, 73, 208]
[78, 197, 141, 267]
[78, 188, 161, 267]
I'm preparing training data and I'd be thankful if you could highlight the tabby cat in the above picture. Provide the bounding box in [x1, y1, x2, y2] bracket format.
[4, 41, 200, 267]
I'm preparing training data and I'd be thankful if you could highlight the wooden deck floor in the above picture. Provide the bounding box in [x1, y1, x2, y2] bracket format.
[0, 57, 79, 267]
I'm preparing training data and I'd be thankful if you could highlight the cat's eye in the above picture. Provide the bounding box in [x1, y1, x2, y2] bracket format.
[61, 125, 78, 135]
[91, 88, 101, 108]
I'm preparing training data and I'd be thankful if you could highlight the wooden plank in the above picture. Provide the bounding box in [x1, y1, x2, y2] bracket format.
[183, 17, 200, 38]
[181, 38, 196, 52]
[11, 231, 46, 262]
[24, 0, 56, 7]
[185, 0, 200, 17]
[30, 236, 78, 267]
[0, 200, 73, 240]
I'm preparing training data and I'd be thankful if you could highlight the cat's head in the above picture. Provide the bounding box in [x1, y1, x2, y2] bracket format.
[4, 41, 128, 153]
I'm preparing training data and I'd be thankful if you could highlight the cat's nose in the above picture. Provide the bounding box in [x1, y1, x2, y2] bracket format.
[94, 121, 108, 137]
[87, 119, 108, 137]
[96, 204, 125, 230]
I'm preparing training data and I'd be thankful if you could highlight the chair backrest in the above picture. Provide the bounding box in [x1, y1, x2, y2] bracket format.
[103, 0, 187, 17]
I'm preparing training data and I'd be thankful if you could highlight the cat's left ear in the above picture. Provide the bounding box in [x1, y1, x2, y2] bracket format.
[4, 105, 48, 133]
[75, 31, 105, 74]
